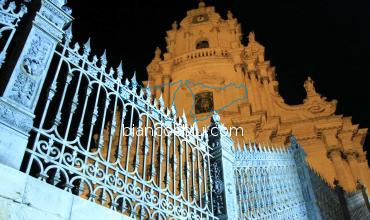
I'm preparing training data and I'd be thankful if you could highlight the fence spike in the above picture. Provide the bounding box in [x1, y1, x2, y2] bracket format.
[139, 87, 144, 97]
[267, 144, 271, 152]
[145, 81, 152, 98]
[262, 144, 267, 152]
[253, 142, 257, 152]
[158, 93, 164, 107]
[92, 55, 98, 65]
[109, 67, 114, 77]
[131, 72, 138, 89]
[271, 145, 277, 152]
[237, 141, 241, 152]
[83, 37, 91, 55]
[242, 140, 247, 151]
[193, 122, 199, 135]
[100, 49, 107, 66]
[165, 107, 170, 116]
[153, 98, 158, 108]
[125, 78, 130, 87]
[73, 42, 80, 52]
[171, 104, 176, 116]
[117, 60, 123, 80]
[182, 109, 187, 125]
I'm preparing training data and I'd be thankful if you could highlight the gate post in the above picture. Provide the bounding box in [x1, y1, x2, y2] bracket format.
[208, 112, 238, 220]
[290, 135, 322, 220]
[0, 0, 72, 169]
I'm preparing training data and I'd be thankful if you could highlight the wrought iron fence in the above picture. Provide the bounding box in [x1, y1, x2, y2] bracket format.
[20, 21, 216, 220]
[307, 166, 344, 219]
[1, 1, 369, 220]
[233, 142, 308, 219]
[345, 183, 370, 220]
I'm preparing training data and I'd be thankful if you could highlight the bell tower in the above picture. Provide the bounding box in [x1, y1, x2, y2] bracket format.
[145, 2, 370, 191]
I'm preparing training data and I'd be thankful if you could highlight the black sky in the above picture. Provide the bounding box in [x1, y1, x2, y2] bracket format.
[66, 0, 370, 151]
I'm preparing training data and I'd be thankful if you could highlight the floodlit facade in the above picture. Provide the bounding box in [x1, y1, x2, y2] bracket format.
[146, 1, 370, 192]
[0, 0, 369, 219]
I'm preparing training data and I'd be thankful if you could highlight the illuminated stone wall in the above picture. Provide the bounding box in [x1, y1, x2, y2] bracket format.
[146, 2, 370, 191]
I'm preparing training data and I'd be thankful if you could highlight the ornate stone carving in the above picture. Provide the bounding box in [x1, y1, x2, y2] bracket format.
[171, 21, 177, 30]
[304, 77, 318, 97]
[248, 31, 255, 42]
[0, 100, 33, 132]
[210, 162, 224, 214]
[7, 34, 52, 107]
[227, 10, 233, 20]
[9, 71, 36, 105]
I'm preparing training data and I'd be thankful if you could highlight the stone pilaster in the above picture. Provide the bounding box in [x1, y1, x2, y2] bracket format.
[344, 151, 359, 181]
[208, 113, 238, 220]
[248, 71, 262, 113]
[261, 77, 276, 116]
[327, 149, 356, 190]
[0, 0, 72, 169]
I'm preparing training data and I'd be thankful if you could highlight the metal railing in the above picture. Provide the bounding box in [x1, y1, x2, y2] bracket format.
[233, 143, 308, 219]
[307, 166, 344, 219]
[0, 1, 369, 220]
[21, 21, 216, 220]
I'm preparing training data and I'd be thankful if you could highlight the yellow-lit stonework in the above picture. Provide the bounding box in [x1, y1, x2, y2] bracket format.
[145, 2, 369, 191]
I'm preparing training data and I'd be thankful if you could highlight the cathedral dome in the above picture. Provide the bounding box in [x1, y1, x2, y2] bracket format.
[163, 2, 243, 58]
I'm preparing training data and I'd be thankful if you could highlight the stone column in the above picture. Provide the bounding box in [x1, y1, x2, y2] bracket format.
[261, 77, 276, 116]
[153, 76, 162, 100]
[345, 151, 360, 181]
[243, 73, 254, 113]
[208, 113, 238, 220]
[328, 149, 355, 190]
[249, 71, 262, 112]
[0, 0, 72, 169]
[321, 128, 356, 190]
[233, 64, 250, 116]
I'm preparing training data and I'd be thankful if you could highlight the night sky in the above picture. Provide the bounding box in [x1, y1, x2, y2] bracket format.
[67, 0, 370, 152]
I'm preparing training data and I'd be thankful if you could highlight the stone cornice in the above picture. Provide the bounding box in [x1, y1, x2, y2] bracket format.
[314, 122, 343, 132]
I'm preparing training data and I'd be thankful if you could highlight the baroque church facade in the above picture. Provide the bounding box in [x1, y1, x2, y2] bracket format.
[145, 1, 369, 191]
[1, 0, 370, 219]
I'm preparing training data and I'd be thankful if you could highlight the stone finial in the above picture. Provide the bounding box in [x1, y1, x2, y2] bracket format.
[172, 21, 178, 30]
[198, 0, 205, 8]
[227, 10, 233, 20]
[248, 31, 256, 43]
[289, 135, 298, 146]
[154, 47, 161, 59]
[211, 111, 220, 124]
[304, 76, 318, 97]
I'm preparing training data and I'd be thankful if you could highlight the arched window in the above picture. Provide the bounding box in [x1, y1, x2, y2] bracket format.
[195, 91, 214, 114]
[196, 40, 209, 49]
